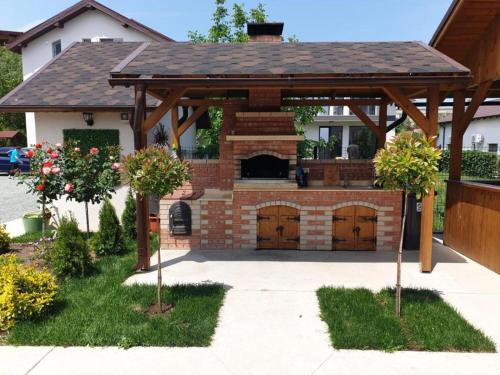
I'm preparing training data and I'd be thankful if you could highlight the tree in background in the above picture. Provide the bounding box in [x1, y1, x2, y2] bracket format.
[122, 189, 137, 241]
[0, 46, 25, 134]
[91, 199, 125, 256]
[189, 0, 322, 152]
[122, 146, 191, 314]
[373, 132, 441, 316]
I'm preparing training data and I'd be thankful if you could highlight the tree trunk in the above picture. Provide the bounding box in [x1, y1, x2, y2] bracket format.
[396, 193, 409, 316]
[41, 196, 46, 240]
[156, 196, 162, 311]
[84, 201, 90, 237]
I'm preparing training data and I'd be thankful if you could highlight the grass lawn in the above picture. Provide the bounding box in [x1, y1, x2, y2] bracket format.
[10, 230, 55, 243]
[317, 287, 495, 352]
[5, 243, 225, 347]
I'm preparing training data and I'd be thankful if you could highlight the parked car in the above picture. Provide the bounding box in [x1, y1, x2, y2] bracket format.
[0, 147, 31, 175]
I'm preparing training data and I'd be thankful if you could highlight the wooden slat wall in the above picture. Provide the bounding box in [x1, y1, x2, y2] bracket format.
[444, 181, 500, 273]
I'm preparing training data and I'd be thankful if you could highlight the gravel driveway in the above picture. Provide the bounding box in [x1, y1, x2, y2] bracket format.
[0, 175, 38, 223]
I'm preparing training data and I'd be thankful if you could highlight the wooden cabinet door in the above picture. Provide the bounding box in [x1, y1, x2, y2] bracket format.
[278, 206, 300, 250]
[332, 206, 356, 250]
[257, 206, 279, 249]
[355, 206, 376, 251]
[332, 206, 376, 251]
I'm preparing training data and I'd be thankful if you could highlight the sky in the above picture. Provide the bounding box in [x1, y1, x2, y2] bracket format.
[0, 0, 453, 43]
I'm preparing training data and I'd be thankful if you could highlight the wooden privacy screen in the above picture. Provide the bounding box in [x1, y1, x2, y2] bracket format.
[444, 181, 500, 274]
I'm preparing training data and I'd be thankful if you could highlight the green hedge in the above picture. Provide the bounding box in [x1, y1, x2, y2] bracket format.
[439, 150, 498, 178]
[63, 129, 120, 155]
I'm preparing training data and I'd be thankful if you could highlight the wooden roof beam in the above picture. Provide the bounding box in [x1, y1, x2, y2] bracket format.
[142, 87, 186, 133]
[383, 86, 430, 133]
[178, 105, 209, 136]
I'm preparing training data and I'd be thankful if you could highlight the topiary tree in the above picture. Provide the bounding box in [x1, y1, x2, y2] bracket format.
[91, 199, 124, 256]
[46, 215, 91, 279]
[122, 146, 191, 313]
[373, 131, 441, 316]
[122, 189, 137, 241]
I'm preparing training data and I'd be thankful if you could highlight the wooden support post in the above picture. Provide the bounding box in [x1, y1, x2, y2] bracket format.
[378, 98, 388, 149]
[419, 86, 439, 273]
[142, 87, 186, 133]
[133, 84, 150, 271]
[171, 106, 181, 157]
[178, 105, 209, 136]
[449, 90, 466, 181]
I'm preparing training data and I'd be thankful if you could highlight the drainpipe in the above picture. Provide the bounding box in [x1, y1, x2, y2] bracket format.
[386, 112, 408, 133]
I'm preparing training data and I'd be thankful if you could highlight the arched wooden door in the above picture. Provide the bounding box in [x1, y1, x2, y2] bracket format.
[257, 206, 300, 250]
[332, 206, 376, 250]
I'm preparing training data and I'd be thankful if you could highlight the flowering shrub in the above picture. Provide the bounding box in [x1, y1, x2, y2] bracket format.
[62, 142, 121, 233]
[0, 225, 10, 250]
[0, 254, 58, 331]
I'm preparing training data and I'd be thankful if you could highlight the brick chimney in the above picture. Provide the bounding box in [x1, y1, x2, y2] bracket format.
[247, 22, 284, 42]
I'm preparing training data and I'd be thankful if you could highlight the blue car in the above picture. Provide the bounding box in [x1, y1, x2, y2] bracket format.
[0, 147, 31, 175]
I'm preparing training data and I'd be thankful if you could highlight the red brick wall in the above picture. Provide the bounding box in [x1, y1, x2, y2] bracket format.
[235, 113, 295, 135]
[301, 160, 374, 183]
[167, 160, 220, 199]
[248, 89, 282, 109]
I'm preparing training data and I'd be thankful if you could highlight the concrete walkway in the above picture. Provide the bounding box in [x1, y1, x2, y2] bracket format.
[1, 242, 499, 375]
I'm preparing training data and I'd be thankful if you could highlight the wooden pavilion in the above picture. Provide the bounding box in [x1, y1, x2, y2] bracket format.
[109, 35, 471, 272]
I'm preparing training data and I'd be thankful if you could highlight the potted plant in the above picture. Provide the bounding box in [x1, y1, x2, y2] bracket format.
[373, 131, 441, 316]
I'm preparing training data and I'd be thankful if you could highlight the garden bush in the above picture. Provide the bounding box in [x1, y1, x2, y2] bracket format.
[0, 254, 58, 331]
[0, 224, 10, 250]
[439, 150, 498, 178]
[122, 189, 137, 241]
[91, 199, 125, 256]
[47, 215, 91, 279]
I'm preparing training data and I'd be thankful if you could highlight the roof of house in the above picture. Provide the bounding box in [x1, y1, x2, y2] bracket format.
[7, 0, 173, 53]
[0, 130, 21, 138]
[0, 30, 22, 45]
[112, 41, 469, 77]
[440, 105, 500, 124]
[0, 42, 159, 111]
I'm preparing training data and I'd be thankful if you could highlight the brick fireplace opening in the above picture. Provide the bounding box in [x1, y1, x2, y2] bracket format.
[241, 154, 289, 179]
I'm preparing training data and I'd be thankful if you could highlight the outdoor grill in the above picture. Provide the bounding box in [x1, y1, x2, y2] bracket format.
[169, 202, 192, 235]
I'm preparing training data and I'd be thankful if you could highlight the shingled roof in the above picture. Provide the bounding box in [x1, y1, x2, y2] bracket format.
[440, 105, 500, 124]
[0, 42, 158, 111]
[7, 0, 173, 53]
[112, 41, 470, 77]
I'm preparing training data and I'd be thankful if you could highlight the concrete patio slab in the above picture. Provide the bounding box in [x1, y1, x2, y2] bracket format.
[0, 346, 53, 375]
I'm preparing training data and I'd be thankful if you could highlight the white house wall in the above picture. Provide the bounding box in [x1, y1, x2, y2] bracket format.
[21, 10, 153, 79]
[438, 117, 500, 152]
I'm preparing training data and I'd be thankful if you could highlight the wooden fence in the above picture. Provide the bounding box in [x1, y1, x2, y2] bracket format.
[444, 180, 500, 273]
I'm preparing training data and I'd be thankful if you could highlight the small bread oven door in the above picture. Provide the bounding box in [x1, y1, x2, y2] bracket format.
[169, 202, 192, 235]
[241, 155, 289, 179]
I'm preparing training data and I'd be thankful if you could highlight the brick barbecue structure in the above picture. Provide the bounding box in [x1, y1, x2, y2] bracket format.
[108, 22, 472, 271]
[159, 93, 403, 252]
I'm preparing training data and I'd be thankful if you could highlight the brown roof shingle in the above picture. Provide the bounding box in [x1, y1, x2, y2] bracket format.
[440, 105, 500, 124]
[114, 41, 470, 77]
[0, 42, 157, 111]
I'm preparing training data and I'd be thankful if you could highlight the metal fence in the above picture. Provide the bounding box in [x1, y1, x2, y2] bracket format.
[179, 147, 219, 160]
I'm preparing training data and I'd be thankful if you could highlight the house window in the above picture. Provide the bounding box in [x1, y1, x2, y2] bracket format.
[319, 126, 343, 157]
[82, 38, 91, 42]
[52, 40, 62, 57]
[488, 143, 498, 153]
[332, 106, 344, 116]
[349, 105, 376, 116]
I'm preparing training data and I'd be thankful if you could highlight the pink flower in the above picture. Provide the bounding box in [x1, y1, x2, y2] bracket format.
[64, 183, 74, 193]
[51, 167, 61, 174]
[89, 147, 99, 155]
[50, 152, 59, 159]
[55, 143, 62, 148]
[42, 167, 52, 175]
[111, 162, 121, 171]
[74, 147, 80, 152]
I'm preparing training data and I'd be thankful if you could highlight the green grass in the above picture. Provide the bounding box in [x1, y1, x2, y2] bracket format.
[6, 244, 226, 347]
[317, 287, 495, 352]
[11, 231, 54, 243]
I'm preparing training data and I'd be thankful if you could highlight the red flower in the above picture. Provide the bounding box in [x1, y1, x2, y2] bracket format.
[42, 162, 53, 168]
[89, 147, 99, 155]
[36, 184, 45, 191]
[47, 148, 53, 154]
[26, 150, 34, 158]
[35, 143, 42, 149]
[50, 152, 59, 159]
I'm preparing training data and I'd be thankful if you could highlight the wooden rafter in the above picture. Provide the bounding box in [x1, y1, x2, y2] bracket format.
[459, 80, 493, 136]
[171, 106, 180, 154]
[178, 105, 209, 136]
[347, 103, 384, 145]
[143, 88, 186, 133]
[383, 86, 430, 133]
